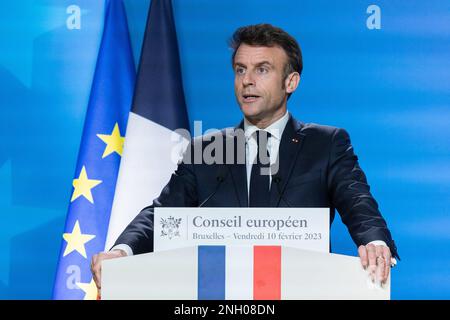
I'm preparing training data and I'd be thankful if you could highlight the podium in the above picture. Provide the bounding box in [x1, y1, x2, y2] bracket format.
[102, 246, 390, 300]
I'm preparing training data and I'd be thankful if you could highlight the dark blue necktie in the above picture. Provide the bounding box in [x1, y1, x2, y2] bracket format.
[249, 130, 271, 207]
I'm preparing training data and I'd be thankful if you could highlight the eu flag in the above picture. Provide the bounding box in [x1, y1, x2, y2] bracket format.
[53, 0, 135, 299]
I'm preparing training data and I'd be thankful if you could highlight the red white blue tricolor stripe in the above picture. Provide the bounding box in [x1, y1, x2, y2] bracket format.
[198, 245, 282, 300]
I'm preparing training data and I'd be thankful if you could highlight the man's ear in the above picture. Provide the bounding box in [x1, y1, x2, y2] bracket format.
[285, 72, 300, 94]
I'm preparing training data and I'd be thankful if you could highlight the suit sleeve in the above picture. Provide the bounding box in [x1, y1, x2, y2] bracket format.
[327, 128, 399, 259]
[112, 145, 198, 255]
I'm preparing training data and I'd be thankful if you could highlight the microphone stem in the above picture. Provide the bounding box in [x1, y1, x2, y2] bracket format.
[275, 179, 292, 207]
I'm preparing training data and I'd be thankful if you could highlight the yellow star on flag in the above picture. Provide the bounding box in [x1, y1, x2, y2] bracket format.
[71, 166, 102, 204]
[62, 220, 96, 258]
[77, 278, 99, 300]
[97, 123, 125, 158]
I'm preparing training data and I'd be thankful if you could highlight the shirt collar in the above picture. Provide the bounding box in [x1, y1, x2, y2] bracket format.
[244, 110, 290, 141]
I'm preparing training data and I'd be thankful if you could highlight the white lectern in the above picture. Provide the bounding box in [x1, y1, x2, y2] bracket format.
[102, 246, 390, 300]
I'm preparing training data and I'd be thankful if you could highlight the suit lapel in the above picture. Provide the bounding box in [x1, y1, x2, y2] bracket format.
[269, 115, 305, 206]
[228, 121, 248, 207]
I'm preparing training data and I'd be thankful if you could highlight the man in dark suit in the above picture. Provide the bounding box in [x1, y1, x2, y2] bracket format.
[92, 23, 398, 292]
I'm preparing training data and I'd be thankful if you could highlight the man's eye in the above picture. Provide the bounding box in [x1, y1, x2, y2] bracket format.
[257, 67, 268, 74]
[236, 67, 245, 75]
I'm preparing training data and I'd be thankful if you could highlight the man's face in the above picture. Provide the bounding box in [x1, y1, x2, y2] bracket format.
[233, 44, 292, 125]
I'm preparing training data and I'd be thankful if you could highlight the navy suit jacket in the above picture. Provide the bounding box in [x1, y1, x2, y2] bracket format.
[114, 115, 399, 259]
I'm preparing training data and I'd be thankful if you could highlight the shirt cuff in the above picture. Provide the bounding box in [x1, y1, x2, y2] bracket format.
[367, 240, 387, 247]
[110, 244, 133, 256]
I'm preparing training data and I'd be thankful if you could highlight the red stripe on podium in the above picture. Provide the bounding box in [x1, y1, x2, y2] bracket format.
[253, 246, 281, 300]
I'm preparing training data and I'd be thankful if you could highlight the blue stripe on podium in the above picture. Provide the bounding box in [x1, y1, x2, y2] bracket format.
[198, 246, 226, 300]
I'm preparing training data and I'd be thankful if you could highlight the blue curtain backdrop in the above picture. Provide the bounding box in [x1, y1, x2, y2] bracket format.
[0, 0, 449, 299]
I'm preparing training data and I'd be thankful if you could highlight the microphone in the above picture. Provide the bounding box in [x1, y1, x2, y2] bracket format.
[273, 175, 292, 207]
[198, 166, 228, 207]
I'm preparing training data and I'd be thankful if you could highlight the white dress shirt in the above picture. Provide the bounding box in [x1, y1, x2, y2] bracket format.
[244, 110, 290, 196]
[112, 110, 388, 257]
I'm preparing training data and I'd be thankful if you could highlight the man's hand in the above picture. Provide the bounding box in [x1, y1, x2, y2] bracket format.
[358, 244, 391, 285]
[91, 249, 127, 297]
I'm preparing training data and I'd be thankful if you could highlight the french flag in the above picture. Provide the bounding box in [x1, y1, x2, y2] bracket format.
[199, 246, 282, 300]
[104, 0, 190, 249]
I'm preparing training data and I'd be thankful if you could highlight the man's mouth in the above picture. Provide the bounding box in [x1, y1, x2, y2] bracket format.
[242, 93, 260, 103]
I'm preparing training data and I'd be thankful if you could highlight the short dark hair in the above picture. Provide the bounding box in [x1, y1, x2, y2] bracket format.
[229, 23, 303, 79]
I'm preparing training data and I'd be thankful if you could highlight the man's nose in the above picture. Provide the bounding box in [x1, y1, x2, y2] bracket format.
[242, 71, 255, 87]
